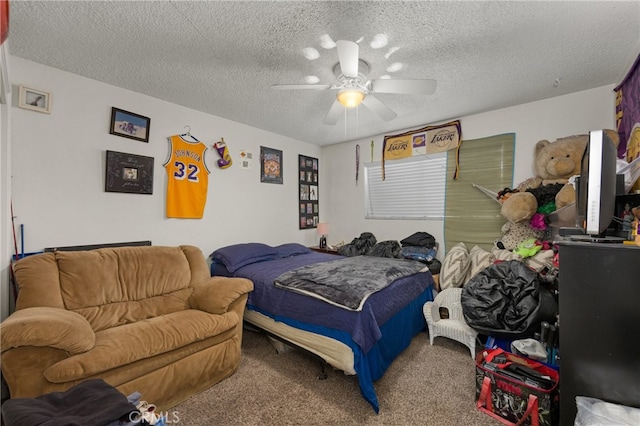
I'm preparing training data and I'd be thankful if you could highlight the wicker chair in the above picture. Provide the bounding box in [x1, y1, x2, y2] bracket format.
[423, 287, 478, 358]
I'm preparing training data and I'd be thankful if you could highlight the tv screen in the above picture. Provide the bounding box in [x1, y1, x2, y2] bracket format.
[576, 130, 618, 237]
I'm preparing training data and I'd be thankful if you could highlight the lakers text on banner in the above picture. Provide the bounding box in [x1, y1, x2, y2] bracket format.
[382, 120, 461, 180]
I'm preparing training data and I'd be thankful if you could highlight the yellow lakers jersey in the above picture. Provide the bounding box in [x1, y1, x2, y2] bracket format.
[163, 135, 210, 218]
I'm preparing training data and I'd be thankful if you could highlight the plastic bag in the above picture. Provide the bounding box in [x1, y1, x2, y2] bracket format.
[575, 396, 640, 426]
[462, 260, 558, 339]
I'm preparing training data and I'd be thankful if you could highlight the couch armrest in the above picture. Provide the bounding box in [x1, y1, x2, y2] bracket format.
[1, 307, 95, 354]
[190, 277, 254, 315]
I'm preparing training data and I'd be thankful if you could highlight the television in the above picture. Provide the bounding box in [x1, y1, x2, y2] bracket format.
[573, 129, 621, 241]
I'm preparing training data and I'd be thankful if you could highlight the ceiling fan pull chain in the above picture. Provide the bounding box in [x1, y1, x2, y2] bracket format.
[343, 108, 347, 138]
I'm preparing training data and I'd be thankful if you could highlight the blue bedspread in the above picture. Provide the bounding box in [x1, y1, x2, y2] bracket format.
[211, 250, 434, 412]
[232, 252, 432, 353]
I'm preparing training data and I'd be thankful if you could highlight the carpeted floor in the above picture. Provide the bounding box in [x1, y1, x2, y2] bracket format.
[171, 327, 501, 425]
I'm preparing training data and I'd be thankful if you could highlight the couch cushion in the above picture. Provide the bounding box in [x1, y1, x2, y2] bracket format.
[57, 247, 192, 308]
[74, 288, 193, 332]
[55, 246, 195, 330]
[44, 309, 238, 383]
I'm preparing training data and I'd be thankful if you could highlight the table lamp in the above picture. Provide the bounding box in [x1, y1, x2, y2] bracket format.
[317, 223, 329, 249]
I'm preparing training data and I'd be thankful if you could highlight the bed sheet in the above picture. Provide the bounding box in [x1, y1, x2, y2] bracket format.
[229, 252, 433, 353]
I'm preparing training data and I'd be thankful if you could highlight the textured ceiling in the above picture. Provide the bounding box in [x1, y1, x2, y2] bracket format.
[7, 1, 640, 146]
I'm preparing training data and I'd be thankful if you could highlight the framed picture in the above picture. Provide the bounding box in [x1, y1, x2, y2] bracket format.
[260, 146, 283, 184]
[109, 107, 150, 143]
[614, 193, 640, 237]
[105, 150, 154, 194]
[299, 155, 319, 229]
[18, 85, 51, 113]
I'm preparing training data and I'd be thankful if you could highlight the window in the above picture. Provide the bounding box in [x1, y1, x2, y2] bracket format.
[364, 153, 447, 219]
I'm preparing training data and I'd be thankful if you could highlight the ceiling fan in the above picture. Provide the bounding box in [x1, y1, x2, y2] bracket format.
[272, 40, 437, 125]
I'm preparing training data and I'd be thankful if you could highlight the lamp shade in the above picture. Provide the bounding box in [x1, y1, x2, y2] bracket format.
[317, 223, 329, 235]
[336, 89, 365, 108]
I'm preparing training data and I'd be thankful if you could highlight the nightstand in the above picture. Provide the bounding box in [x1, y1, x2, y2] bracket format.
[308, 246, 340, 255]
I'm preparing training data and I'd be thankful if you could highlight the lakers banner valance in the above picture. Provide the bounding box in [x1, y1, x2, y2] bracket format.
[382, 120, 462, 180]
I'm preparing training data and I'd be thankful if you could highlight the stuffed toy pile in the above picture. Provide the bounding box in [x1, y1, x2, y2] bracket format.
[500, 134, 588, 226]
[497, 130, 619, 249]
[440, 130, 620, 290]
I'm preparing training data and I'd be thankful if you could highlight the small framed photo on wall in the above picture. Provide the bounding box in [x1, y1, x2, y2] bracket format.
[18, 85, 51, 114]
[109, 107, 151, 143]
[260, 146, 283, 184]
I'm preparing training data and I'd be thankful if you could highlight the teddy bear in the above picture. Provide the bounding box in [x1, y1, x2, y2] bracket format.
[499, 132, 612, 225]
[495, 221, 544, 251]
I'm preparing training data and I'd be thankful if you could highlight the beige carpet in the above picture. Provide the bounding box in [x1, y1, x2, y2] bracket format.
[172, 327, 501, 425]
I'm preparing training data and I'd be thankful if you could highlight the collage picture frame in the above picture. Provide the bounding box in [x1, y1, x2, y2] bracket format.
[299, 155, 319, 229]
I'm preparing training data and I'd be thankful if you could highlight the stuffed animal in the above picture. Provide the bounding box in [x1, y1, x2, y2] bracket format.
[499, 133, 616, 225]
[495, 221, 544, 251]
[501, 131, 621, 225]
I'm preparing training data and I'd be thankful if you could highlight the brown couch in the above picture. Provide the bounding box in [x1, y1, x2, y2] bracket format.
[0, 245, 253, 410]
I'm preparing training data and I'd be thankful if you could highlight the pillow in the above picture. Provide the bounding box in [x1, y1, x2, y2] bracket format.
[467, 245, 495, 281]
[274, 243, 312, 258]
[210, 243, 278, 272]
[210, 259, 233, 277]
[439, 242, 471, 290]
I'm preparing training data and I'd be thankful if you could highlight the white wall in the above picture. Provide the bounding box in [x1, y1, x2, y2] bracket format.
[5, 56, 617, 320]
[10, 57, 322, 258]
[322, 85, 617, 253]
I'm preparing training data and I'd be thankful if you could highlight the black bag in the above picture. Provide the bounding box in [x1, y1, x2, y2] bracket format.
[427, 258, 441, 275]
[399, 232, 436, 248]
[337, 232, 377, 257]
[476, 348, 559, 426]
[367, 240, 401, 258]
[462, 260, 558, 339]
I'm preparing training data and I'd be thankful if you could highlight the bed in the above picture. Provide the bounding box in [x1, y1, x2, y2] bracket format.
[209, 242, 435, 412]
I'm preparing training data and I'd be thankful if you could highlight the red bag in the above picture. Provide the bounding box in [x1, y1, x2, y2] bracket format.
[475, 348, 559, 426]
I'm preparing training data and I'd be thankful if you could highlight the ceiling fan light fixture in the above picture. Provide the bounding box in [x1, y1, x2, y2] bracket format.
[337, 89, 365, 108]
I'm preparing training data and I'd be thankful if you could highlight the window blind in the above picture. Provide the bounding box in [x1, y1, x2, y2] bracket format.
[444, 133, 515, 252]
[364, 153, 447, 219]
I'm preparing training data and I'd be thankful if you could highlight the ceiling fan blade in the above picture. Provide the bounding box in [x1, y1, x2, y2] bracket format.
[336, 40, 359, 78]
[371, 79, 437, 95]
[323, 100, 344, 125]
[272, 84, 331, 90]
[362, 95, 397, 121]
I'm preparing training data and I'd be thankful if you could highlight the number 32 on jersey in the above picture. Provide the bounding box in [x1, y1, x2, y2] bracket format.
[164, 134, 210, 219]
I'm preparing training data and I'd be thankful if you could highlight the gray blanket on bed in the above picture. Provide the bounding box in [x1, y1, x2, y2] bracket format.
[274, 256, 428, 311]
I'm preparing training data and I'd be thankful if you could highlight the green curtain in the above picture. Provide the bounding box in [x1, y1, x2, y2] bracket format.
[444, 133, 515, 253]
